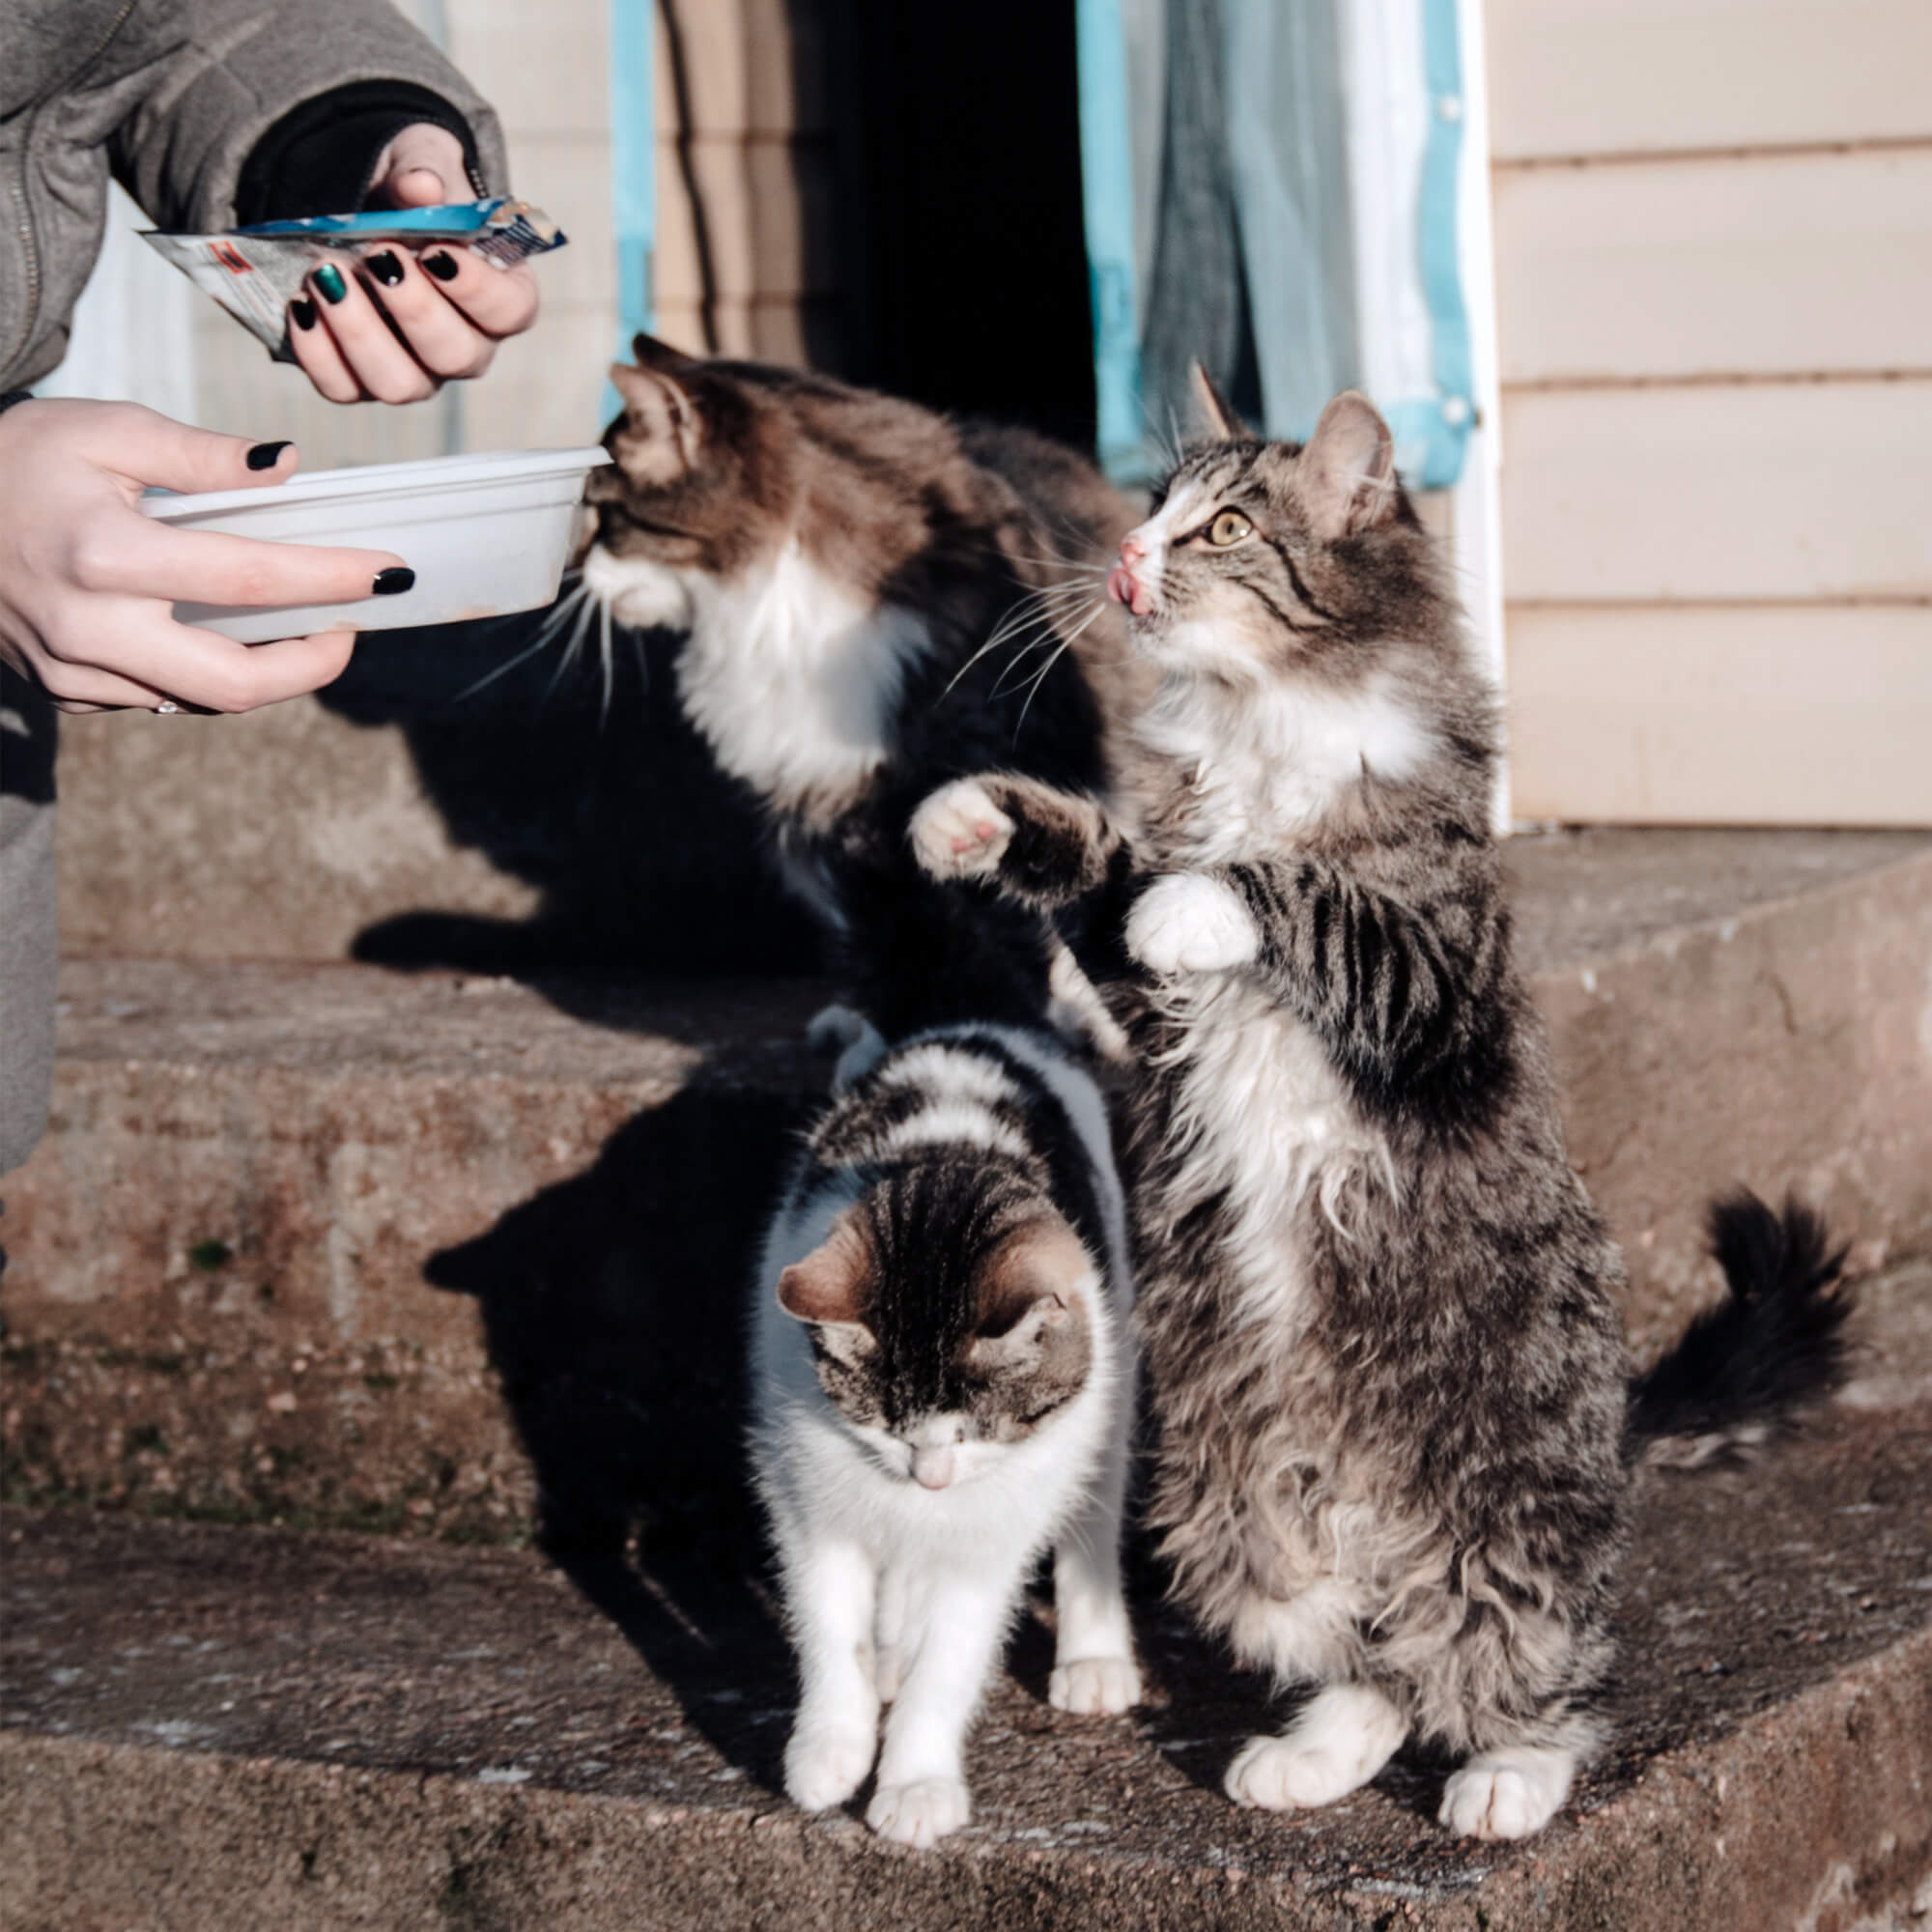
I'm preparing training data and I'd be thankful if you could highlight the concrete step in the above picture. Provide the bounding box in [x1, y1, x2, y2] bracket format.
[3, 828, 1929, 1543]
[5, 1405, 1930, 1931]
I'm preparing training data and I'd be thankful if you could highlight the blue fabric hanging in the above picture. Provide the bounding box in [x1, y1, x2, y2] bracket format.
[1078, 0, 1474, 491]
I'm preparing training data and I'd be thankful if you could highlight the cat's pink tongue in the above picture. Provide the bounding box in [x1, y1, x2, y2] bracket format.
[1107, 563, 1145, 612]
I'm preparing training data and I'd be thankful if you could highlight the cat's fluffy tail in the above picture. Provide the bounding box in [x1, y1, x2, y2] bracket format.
[1629, 1191, 1853, 1470]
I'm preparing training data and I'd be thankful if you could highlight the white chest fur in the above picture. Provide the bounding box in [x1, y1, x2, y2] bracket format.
[1159, 976, 1393, 1326]
[1140, 672, 1433, 861]
[676, 542, 930, 825]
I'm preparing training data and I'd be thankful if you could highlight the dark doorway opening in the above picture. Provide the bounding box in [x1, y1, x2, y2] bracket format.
[814, 0, 1097, 452]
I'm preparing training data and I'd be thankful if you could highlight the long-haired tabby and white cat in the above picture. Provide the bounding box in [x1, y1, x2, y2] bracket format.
[578, 335, 1151, 1069]
[912, 379, 1852, 1841]
[753, 1023, 1142, 1848]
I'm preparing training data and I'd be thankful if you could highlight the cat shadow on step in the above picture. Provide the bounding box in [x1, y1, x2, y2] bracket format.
[321, 615, 825, 1002]
[426, 1075, 812, 1791]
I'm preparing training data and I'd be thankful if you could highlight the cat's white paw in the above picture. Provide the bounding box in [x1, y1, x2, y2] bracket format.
[1049, 1654, 1143, 1716]
[1226, 1734, 1366, 1810]
[866, 1776, 971, 1848]
[1126, 874, 1259, 976]
[1438, 1747, 1575, 1840]
[783, 1721, 877, 1812]
[910, 780, 1013, 881]
[1225, 1685, 1406, 1810]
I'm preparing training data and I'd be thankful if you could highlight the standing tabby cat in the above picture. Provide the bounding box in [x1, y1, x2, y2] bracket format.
[579, 335, 1150, 1068]
[753, 1022, 1140, 1847]
[912, 382, 1850, 1839]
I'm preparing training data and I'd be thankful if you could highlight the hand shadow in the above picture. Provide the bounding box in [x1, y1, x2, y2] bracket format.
[426, 1075, 814, 1790]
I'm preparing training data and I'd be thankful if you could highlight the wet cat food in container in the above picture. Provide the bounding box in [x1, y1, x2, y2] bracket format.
[139, 445, 609, 644]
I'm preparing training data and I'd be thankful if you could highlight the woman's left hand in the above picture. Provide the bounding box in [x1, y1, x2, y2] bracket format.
[286, 123, 540, 405]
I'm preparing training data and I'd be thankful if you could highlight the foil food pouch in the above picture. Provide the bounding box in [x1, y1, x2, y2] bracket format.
[140, 198, 566, 355]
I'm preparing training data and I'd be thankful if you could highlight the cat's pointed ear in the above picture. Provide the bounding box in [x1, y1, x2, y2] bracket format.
[969, 1216, 1093, 1366]
[777, 1208, 872, 1336]
[631, 330, 696, 371]
[1190, 361, 1250, 442]
[1299, 390, 1398, 540]
[609, 359, 702, 485]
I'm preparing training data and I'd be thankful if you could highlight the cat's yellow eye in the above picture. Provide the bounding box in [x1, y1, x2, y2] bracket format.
[1207, 509, 1253, 548]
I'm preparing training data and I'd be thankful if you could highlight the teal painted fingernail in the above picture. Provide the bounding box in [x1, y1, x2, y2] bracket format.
[314, 263, 348, 304]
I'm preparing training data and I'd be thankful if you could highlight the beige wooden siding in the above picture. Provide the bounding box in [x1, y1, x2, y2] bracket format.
[1487, 0, 1932, 160]
[1487, 2, 1932, 826]
[1493, 148, 1932, 384]
[444, 0, 618, 451]
[1501, 382, 1932, 605]
[1507, 606, 1932, 826]
[651, 0, 840, 366]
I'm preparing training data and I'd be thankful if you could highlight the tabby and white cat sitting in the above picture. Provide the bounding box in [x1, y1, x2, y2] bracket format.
[580, 335, 1151, 1069]
[914, 380, 1851, 1841]
[753, 1022, 1141, 1848]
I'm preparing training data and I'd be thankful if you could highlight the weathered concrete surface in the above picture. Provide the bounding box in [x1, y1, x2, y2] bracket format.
[5, 1407, 1930, 1931]
[53, 641, 814, 975]
[3, 832, 1928, 1540]
[2, 967, 828, 1541]
[54, 698, 539, 962]
[1513, 831, 1932, 1354]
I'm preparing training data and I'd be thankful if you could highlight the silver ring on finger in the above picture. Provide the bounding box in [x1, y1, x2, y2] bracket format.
[154, 699, 182, 715]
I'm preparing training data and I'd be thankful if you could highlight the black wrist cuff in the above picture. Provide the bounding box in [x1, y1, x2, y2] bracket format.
[234, 81, 486, 226]
[0, 389, 36, 416]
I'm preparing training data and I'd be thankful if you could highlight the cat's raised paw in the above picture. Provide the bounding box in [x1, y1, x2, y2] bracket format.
[1437, 1747, 1575, 1840]
[783, 1721, 877, 1812]
[1126, 873, 1259, 976]
[910, 780, 1013, 880]
[867, 1776, 971, 1848]
[1049, 1654, 1142, 1716]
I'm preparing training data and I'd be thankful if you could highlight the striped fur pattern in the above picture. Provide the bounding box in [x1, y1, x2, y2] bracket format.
[752, 1024, 1140, 1847]
[913, 385, 1848, 1840]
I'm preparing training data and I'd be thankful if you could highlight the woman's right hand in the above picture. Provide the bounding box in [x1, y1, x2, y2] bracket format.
[0, 397, 408, 713]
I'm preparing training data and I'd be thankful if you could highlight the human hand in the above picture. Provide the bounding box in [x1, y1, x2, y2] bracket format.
[285, 123, 541, 405]
[0, 398, 407, 713]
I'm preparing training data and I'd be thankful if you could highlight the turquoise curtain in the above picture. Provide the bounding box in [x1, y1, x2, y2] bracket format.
[1077, 0, 1474, 491]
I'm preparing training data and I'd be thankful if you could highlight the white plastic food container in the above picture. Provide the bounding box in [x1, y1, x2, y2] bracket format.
[139, 445, 610, 644]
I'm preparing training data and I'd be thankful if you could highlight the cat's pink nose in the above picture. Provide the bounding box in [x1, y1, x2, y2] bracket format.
[913, 1447, 955, 1491]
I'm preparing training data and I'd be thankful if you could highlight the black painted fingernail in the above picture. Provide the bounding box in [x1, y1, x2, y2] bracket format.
[246, 440, 291, 470]
[371, 567, 415, 596]
[365, 250, 405, 287]
[289, 298, 317, 330]
[314, 262, 348, 304]
[422, 250, 460, 283]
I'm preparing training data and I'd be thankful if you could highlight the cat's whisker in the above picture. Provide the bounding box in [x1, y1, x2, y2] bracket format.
[542, 587, 600, 705]
[455, 585, 590, 702]
[943, 585, 1099, 698]
[1002, 553, 1112, 574]
[981, 597, 1094, 657]
[1011, 601, 1106, 733]
[981, 607, 1090, 680]
[598, 595, 615, 721]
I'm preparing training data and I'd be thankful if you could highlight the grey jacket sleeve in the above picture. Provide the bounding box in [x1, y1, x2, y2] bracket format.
[108, 0, 510, 232]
